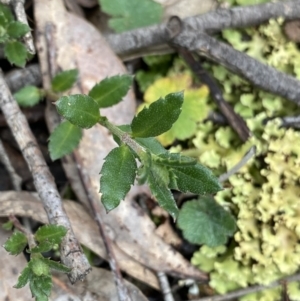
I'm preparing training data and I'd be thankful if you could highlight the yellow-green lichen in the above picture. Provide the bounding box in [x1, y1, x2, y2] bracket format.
[191, 10, 300, 301]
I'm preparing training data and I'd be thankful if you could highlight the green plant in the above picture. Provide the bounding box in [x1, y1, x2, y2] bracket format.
[186, 15, 300, 301]
[3, 223, 71, 301]
[98, 0, 163, 33]
[26, 69, 236, 250]
[0, 3, 31, 67]
[49, 71, 227, 222]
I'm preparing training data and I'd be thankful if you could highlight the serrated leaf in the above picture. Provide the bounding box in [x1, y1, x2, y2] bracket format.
[113, 126, 167, 157]
[6, 21, 30, 38]
[4, 41, 27, 67]
[48, 120, 82, 161]
[155, 152, 196, 167]
[169, 163, 222, 195]
[30, 241, 54, 253]
[29, 274, 52, 299]
[135, 137, 166, 155]
[100, 0, 162, 33]
[147, 170, 178, 220]
[100, 145, 137, 212]
[177, 197, 236, 247]
[41, 258, 71, 273]
[143, 74, 210, 145]
[51, 69, 78, 92]
[14, 266, 32, 288]
[14, 85, 43, 107]
[4, 231, 28, 255]
[34, 225, 67, 245]
[89, 74, 133, 108]
[131, 91, 184, 138]
[56, 94, 100, 129]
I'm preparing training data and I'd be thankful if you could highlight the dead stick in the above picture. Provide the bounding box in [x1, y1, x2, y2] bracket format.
[191, 272, 300, 301]
[0, 70, 91, 283]
[106, 0, 300, 58]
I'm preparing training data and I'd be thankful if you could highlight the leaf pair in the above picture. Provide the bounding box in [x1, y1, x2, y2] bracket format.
[49, 73, 132, 160]
[0, 3, 30, 67]
[4, 224, 67, 255]
[100, 134, 222, 220]
[142, 153, 222, 220]
[4, 224, 70, 301]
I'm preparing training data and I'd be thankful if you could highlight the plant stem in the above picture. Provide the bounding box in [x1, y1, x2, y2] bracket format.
[98, 116, 146, 156]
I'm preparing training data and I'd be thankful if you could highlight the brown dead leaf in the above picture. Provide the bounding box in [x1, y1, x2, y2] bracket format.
[0, 191, 159, 289]
[34, 0, 206, 284]
[51, 268, 148, 301]
[0, 226, 31, 301]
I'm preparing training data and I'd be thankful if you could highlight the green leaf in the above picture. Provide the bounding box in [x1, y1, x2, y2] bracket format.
[51, 69, 78, 92]
[4, 231, 28, 255]
[143, 75, 210, 146]
[0, 26, 9, 43]
[0, 3, 14, 26]
[48, 120, 82, 161]
[147, 170, 178, 220]
[169, 163, 222, 195]
[131, 91, 184, 138]
[4, 41, 27, 67]
[177, 197, 236, 247]
[6, 21, 30, 38]
[14, 85, 43, 107]
[56, 94, 100, 129]
[14, 266, 32, 288]
[29, 258, 50, 276]
[100, 145, 137, 212]
[30, 241, 54, 253]
[155, 152, 196, 167]
[2, 220, 13, 230]
[135, 137, 166, 155]
[89, 74, 133, 108]
[34, 225, 67, 245]
[41, 258, 71, 273]
[29, 274, 52, 299]
[99, 0, 162, 33]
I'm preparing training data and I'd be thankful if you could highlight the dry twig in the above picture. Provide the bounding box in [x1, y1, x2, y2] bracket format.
[106, 0, 300, 58]
[10, 0, 35, 54]
[106, 1, 300, 105]
[0, 138, 22, 190]
[5, 64, 41, 93]
[191, 273, 300, 301]
[157, 271, 175, 301]
[0, 70, 91, 283]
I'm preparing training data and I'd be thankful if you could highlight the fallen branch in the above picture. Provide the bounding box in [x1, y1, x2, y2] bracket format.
[106, 2, 300, 105]
[172, 30, 300, 105]
[106, 0, 300, 58]
[5, 64, 41, 93]
[0, 70, 91, 283]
